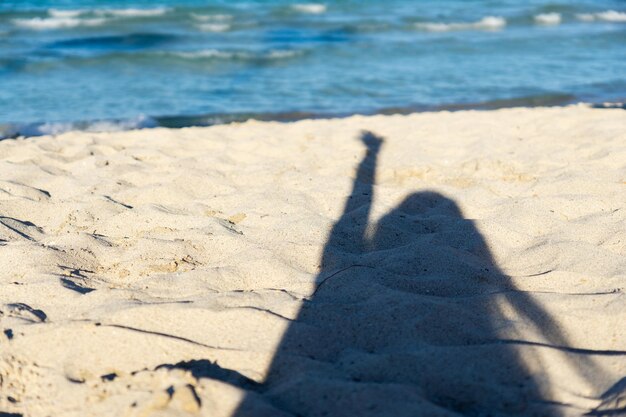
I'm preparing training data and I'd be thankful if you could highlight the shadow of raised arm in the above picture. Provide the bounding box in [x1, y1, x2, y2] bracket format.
[320, 131, 383, 270]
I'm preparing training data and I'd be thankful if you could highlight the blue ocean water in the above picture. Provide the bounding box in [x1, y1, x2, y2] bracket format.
[0, 0, 625, 137]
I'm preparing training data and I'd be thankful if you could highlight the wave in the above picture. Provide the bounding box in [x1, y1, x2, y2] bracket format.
[48, 9, 85, 18]
[13, 16, 107, 30]
[577, 10, 626, 23]
[13, 6, 169, 30]
[266, 50, 305, 59]
[196, 23, 231, 32]
[414, 16, 506, 32]
[167, 49, 303, 60]
[534, 13, 561, 25]
[292, 4, 327, 14]
[45, 7, 169, 19]
[171, 49, 234, 59]
[0, 116, 157, 140]
[94, 8, 169, 18]
[190, 13, 232, 22]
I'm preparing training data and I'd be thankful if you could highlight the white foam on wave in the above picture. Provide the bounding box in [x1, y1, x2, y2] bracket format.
[84, 116, 157, 132]
[1, 116, 157, 139]
[169, 49, 302, 60]
[25, 122, 76, 137]
[191, 13, 232, 22]
[534, 13, 561, 25]
[597, 10, 626, 21]
[576, 13, 595, 22]
[266, 50, 302, 59]
[292, 4, 327, 14]
[13, 16, 107, 30]
[95, 7, 169, 18]
[173, 49, 235, 59]
[577, 10, 626, 22]
[48, 9, 85, 18]
[13, 7, 168, 30]
[415, 16, 506, 32]
[196, 23, 231, 32]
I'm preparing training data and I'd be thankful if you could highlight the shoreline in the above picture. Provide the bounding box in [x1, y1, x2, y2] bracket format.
[1, 96, 624, 140]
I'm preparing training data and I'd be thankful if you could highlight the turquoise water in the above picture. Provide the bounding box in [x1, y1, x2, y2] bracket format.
[1, 0, 625, 137]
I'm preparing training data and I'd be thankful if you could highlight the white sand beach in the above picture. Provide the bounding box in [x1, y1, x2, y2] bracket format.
[0, 105, 625, 416]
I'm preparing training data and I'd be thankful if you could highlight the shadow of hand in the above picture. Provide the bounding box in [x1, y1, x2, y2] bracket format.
[360, 131, 384, 151]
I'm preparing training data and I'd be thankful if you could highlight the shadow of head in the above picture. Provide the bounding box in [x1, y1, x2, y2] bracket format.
[393, 191, 463, 218]
[370, 191, 492, 267]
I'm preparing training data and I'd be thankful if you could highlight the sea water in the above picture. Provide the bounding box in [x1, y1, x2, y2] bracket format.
[0, 0, 624, 137]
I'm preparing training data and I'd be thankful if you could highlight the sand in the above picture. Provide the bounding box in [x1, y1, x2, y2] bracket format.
[0, 105, 624, 417]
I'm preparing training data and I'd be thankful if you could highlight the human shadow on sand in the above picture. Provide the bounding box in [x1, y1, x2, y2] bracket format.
[225, 132, 610, 417]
